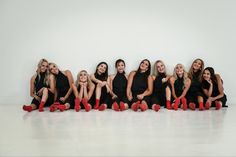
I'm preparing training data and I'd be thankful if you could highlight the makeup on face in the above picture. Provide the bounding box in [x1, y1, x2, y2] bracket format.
[175, 64, 184, 76]
[49, 64, 58, 74]
[117, 62, 125, 73]
[98, 64, 107, 74]
[203, 70, 211, 81]
[79, 71, 88, 82]
[140, 60, 149, 72]
[40, 62, 48, 72]
[157, 62, 165, 73]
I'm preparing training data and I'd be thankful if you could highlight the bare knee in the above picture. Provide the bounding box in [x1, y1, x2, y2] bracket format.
[42, 88, 48, 95]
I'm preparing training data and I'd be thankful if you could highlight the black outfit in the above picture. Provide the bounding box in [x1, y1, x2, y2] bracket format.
[91, 73, 112, 108]
[202, 80, 227, 107]
[186, 71, 204, 108]
[55, 71, 74, 108]
[171, 76, 184, 102]
[112, 72, 129, 104]
[130, 72, 151, 108]
[31, 72, 54, 108]
[151, 73, 168, 107]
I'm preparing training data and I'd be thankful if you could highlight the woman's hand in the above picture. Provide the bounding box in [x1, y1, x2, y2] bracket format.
[127, 94, 133, 101]
[34, 95, 41, 101]
[59, 97, 66, 103]
[137, 94, 144, 100]
[112, 94, 118, 100]
[37, 87, 45, 96]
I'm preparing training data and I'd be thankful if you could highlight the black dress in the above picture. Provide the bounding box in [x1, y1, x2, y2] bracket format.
[202, 80, 227, 107]
[31, 72, 54, 108]
[112, 72, 129, 104]
[131, 72, 150, 108]
[91, 73, 112, 108]
[55, 71, 74, 108]
[151, 73, 168, 107]
[186, 71, 204, 107]
[171, 76, 184, 102]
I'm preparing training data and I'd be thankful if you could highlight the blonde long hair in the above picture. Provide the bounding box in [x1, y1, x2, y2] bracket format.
[36, 58, 49, 86]
[173, 63, 189, 89]
[76, 70, 93, 89]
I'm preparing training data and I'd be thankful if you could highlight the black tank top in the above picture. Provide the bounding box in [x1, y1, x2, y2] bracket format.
[55, 71, 70, 95]
[153, 73, 167, 94]
[131, 72, 148, 94]
[202, 80, 219, 97]
[189, 71, 201, 92]
[113, 72, 127, 97]
[174, 77, 184, 97]
[34, 72, 47, 92]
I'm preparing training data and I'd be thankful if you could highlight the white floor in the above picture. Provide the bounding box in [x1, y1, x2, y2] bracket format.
[0, 105, 236, 157]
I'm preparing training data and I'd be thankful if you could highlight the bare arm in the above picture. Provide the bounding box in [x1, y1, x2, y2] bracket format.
[163, 75, 171, 83]
[179, 78, 191, 99]
[30, 74, 36, 97]
[87, 82, 95, 100]
[107, 76, 117, 98]
[90, 74, 102, 84]
[127, 71, 135, 101]
[79, 83, 84, 100]
[203, 80, 213, 97]
[211, 74, 224, 101]
[63, 70, 74, 100]
[48, 74, 55, 94]
[170, 76, 177, 99]
[72, 83, 79, 98]
[30, 74, 41, 101]
[109, 75, 115, 91]
[54, 90, 58, 102]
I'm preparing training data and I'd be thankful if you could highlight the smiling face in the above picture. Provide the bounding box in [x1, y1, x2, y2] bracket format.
[156, 61, 165, 73]
[203, 69, 211, 81]
[140, 60, 150, 72]
[39, 61, 48, 73]
[49, 63, 59, 75]
[79, 71, 88, 83]
[175, 64, 184, 77]
[116, 61, 125, 73]
[192, 59, 203, 72]
[97, 63, 107, 74]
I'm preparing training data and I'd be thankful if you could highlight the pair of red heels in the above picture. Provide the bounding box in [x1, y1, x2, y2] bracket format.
[205, 102, 222, 110]
[74, 98, 92, 112]
[113, 102, 126, 111]
[172, 98, 188, 111]
[131, 101, 148, 112]
[49, 102, 66, 112]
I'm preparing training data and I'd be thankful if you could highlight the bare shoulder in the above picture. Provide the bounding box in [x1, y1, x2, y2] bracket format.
[169, 76, 175, 83]
[152, 75, 156, 80]
[49, 74, 55, 80]
[215, 74, 221, 79]
[65, 70, 72, 75]
[129, 70, 136, 76]
[109, 74, 115, 80]
[186, 77, 191, 84]
[31, 74, 37, 80]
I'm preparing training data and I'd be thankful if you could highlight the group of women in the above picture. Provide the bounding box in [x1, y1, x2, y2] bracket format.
[22, 58, 227, 112]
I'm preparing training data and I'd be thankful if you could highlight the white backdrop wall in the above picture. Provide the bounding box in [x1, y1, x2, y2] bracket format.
[0, 0, 235, 105]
